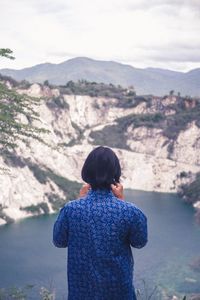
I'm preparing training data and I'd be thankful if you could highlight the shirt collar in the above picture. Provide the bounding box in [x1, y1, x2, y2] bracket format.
[87, 188, 114, 198]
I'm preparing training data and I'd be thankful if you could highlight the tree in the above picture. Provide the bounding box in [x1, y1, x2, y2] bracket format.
[0, 83, 48, 151]
[43, 80, 50, 86]
[66, 80, 74, 89]
[0, 48, 15, 60]
[0, 48, 49, 153]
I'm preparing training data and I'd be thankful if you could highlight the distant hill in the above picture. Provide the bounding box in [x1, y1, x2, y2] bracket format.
[1, 57, 200, 96]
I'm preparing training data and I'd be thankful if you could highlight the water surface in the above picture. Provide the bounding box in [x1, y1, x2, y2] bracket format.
[0, 189, 200, 298]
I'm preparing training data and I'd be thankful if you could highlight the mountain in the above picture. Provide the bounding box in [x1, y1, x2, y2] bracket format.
[0, 77, 200, 225]
[1, 57, 200, 96]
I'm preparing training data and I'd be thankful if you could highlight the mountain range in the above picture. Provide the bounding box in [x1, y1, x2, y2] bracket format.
[1, 57, 200, 96]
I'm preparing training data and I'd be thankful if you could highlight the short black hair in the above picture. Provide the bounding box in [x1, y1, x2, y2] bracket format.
[81, 146, 121, 190]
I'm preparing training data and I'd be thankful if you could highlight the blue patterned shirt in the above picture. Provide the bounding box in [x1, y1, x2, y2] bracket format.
[53, 188, 148, 300]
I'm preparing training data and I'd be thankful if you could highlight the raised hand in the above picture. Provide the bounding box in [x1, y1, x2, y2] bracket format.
[111, 182, 124, 200]
[79, 183, 91, 197]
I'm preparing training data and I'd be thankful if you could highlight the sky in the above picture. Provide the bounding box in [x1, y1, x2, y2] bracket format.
[0, 0, 200, 72]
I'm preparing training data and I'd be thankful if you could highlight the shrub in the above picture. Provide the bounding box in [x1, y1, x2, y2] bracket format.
[179, 171, 189, 178]
[178, 172, 200, 205]
[46, 96, 69, 110]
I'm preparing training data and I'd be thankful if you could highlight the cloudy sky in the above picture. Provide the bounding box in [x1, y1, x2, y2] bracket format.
[0, 0, 200, 71]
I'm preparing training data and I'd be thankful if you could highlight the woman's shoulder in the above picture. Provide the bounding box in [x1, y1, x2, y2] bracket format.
[112, 196, 138, 208]
[64, 196, 88, 209]
[114, 198, 146, 216]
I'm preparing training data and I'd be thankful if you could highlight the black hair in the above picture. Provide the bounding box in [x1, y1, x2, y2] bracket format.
[81, 146, 121, 190]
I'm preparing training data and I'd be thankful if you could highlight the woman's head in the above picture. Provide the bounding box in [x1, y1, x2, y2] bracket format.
[81, 146, 121, 190]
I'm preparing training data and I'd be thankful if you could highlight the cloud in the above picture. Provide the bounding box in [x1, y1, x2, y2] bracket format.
[0, 0, 200, 71]
[122, 0, 200, 11]
[145, 49, 200, 63]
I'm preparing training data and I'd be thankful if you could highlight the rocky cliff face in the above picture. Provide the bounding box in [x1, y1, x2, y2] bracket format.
[0, 81, 200, 225]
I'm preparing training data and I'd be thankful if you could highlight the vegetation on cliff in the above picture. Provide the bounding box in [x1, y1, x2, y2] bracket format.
[90, 112, 165, 149]
[57, 79, 136, 100]
[90, 96, 200, 152]
[178, 172, 200, 224]
[26, 162, 81, 210]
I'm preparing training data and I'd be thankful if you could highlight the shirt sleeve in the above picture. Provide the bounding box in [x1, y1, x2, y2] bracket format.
[128, 206, 148, 249]
[53, 204, 69, 248]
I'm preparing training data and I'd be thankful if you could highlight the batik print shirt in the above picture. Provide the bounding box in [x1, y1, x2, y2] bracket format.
[53, 188, 148, 300]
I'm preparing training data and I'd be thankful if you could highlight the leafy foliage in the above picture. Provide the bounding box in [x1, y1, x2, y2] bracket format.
[0, 48, 49, 153]
[0, 48, 15, 60]
[0, 83, 49, 151]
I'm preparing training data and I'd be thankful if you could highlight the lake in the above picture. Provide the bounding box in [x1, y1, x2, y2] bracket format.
[0, 189, 200, 299]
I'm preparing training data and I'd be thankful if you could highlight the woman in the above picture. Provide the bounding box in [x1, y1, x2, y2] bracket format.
[53, 146, 148, 300]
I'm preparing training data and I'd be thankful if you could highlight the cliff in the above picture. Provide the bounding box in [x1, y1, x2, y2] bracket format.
[0, 79, 200, 225]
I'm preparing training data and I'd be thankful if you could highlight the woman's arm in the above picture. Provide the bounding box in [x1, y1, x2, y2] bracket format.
[53, 205, 69, 248]
[129, 206, 148, 249]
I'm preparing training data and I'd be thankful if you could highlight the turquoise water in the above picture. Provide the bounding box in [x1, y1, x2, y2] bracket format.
[0, 189, 200, 298]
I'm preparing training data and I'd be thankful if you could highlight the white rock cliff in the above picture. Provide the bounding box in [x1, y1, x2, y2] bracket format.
[0, 83, 199, 225]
